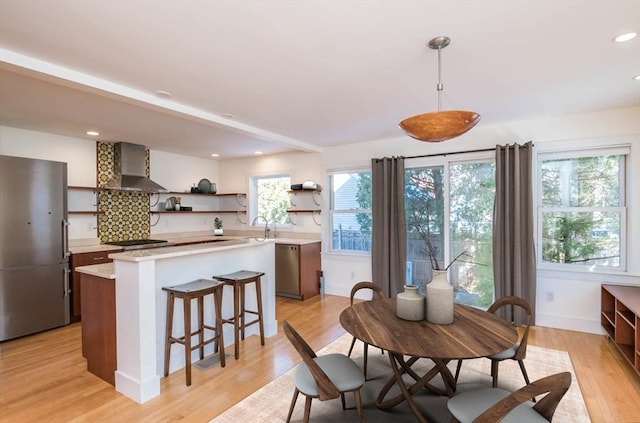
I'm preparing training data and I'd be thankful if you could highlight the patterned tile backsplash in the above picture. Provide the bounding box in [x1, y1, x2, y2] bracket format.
[96, 141, 151, 242]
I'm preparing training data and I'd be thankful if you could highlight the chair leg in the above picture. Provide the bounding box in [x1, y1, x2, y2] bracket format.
[491, 360, 499, 388]
[363, 343, 369, 380]
[354, 389, 364, 423]
[303, 395, 313, 423]
[164, 292, 174, 377]
[341, 392, 346, 409]
[517, 359, 531, 385]
[254, 277, 265, 346]
[454, 359, 463, 382]
[286, 388, 299, 423]
[347, 336, 357, 357]
[517, 359, 536, 402]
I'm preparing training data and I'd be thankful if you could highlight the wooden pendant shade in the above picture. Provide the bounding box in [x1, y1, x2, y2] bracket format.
[400, 36, 480, 142]
[399, 110, 481, 142]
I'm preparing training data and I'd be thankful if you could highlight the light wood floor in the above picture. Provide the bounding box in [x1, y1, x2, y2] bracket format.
[1, 294, 639, 422]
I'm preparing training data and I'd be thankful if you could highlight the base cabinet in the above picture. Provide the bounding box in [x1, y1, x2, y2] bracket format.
[81, 273, 117, 385]
[70, 250, 119, 320]
[601, 284, 640, 376]
[275, 242, 321, 300]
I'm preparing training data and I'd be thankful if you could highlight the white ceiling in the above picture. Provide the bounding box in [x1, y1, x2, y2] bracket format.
[1, 0, 639, 159]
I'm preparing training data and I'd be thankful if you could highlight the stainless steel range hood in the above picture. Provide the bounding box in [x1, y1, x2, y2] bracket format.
[104, 142, 168, 193]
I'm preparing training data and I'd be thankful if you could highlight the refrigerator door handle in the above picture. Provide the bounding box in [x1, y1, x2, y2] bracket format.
[62, 220, 70, 258]
[64, 267, 70, 297]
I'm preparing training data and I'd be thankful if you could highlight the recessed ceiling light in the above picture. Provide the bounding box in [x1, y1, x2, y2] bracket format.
[221, 113, 235, 119]
[634, 74, 640, 80]
[211, 153, 219, 157]
[613, 32, 637, 43]
[155, 90, 172, 98]
[86, 131, 100, 136]
[255, 151, 263, 155]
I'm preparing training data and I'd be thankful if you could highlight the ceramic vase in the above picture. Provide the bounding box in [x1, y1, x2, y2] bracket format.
[214, 228, 223, 236]
[396, 285, 425, 321]
[426, 270, 454, 324]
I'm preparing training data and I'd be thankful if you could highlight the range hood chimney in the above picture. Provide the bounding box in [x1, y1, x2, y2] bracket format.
[104, 142, 168, 193]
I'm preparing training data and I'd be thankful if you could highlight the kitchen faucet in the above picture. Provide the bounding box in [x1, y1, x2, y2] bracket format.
[252, 215, 270, 239]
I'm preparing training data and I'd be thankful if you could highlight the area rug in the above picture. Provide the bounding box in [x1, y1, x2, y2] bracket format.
[211, 333, 590, 422]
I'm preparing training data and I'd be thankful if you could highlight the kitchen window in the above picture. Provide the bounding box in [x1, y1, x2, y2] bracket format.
[538, 148, 628, 271]
[329, 171, 372, 254]
[250, 174, 291, 227]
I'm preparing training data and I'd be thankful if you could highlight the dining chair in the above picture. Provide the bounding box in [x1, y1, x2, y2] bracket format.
[347, 281, 386, 379]
[283, 320, 365, 423]
[447, 371, 571, 423]
[454, 295, 533, 388]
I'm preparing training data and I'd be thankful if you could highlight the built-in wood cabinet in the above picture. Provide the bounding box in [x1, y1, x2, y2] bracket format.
[601, 284, 640, 376]
[70, 250, 120, 320]
[80, 272, 117, 385]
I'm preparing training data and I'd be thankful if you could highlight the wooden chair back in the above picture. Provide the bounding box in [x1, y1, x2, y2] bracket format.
[472, 371, 572, 423]
[349, 281, 386, 306]
[488, 295, 532, 361]
[282, 320, 340, 401]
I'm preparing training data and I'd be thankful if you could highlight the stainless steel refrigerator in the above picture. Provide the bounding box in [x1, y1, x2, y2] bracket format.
[0, 155, 70, 341]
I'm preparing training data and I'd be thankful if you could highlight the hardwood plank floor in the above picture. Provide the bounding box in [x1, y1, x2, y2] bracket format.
[1, 294, 639, 422]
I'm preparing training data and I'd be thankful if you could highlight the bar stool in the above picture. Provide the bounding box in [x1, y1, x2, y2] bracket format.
[163, 278, 225, 386]
[213, 270, 265, 359]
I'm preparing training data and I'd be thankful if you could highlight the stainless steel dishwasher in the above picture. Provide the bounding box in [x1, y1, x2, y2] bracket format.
[275, 243, 300, 298]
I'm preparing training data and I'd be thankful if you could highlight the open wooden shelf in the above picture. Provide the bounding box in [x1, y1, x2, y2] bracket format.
[601, 284, 640, 376]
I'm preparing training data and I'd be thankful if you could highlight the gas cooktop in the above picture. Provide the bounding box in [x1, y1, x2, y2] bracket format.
[104, 239, 174, 250]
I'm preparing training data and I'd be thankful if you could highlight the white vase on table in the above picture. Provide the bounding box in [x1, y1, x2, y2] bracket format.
[396, 285, 425, 321]
[426, 270, 454, 324]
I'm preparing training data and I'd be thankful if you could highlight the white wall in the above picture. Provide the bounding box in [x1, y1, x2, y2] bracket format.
[0, 126, 96, 186]
[219, 151, 324, 235]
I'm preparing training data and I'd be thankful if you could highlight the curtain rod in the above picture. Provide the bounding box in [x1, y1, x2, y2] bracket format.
[404, 147, 496, 160]
[404, 142, 534, 160]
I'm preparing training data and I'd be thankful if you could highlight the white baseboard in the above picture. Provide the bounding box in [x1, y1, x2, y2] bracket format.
[535, 312, 605, 335]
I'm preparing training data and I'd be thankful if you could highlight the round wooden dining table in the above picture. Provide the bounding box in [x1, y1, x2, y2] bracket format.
[340, 297, 518, 423]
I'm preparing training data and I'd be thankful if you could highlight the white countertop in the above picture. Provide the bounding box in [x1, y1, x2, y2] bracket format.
[108, 237, 276, 262]
[69, 235, 320, 254]
[75, 262, 116, 279]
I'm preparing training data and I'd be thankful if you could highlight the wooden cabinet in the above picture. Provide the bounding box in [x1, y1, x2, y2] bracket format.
[80, 272, 116, 385]
[275, 241, 321, 301]
[70, 250, 120, 319]
[601, 284, 640, 375]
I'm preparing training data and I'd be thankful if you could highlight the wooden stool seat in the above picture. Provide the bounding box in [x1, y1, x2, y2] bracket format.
[163, 278, 225, 386]
[213, 270, 265, 359]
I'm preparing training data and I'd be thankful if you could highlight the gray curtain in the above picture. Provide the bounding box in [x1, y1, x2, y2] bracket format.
[371, 156, 407, 298]
[493, 141, 536, 325]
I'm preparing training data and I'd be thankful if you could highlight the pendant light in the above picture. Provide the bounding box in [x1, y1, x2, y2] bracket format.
[399, 36, 480, 142]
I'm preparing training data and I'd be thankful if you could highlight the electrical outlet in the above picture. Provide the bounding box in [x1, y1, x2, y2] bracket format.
[546, 291, 555, 302]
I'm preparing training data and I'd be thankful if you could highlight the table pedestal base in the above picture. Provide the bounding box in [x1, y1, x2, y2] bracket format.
[375, 352, 456, 423]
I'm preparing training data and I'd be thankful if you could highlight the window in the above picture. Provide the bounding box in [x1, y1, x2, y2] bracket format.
[538, 149, 627, 271]
[405, 159, 495, 308]
[250, 174, 291, 225]
[329, 171, 372, 253]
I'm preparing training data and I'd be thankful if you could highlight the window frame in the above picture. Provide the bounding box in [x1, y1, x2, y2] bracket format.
[327, 169, 372, 255]
[536, 147, 629, 273]
[248, 172, 293, 229]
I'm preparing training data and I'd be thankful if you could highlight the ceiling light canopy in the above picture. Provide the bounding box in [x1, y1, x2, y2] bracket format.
[399, 36, 480, 142]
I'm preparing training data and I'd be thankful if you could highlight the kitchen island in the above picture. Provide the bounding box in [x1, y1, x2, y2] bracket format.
[104, 238, 276, 403]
